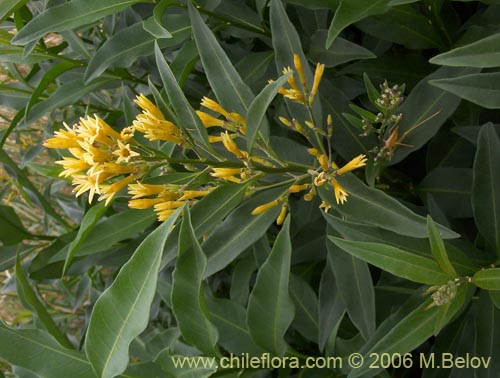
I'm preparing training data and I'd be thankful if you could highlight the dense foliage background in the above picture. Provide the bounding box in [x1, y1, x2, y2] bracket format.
[1, 0, 500, 377]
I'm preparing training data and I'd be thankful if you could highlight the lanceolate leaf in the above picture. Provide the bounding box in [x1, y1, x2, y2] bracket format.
[326, 237, 375, 341]
[391, 66, 479, 164]
[348, 286, 468, 378]
[427, 216, 457, 278]
[0, 323, 95, 378]
[430, 33, 500, 68]
[247, 216, 295, 356]
[171, 208, 219, 355]
[188, 2, 254, 117]
[326, 0, 391, 49]
[474, 291, 500, 376]
[473, 269, 500, 290]
[15, 254, 72, 349]
[154, 42, 213, 153]
[12, 0, 144, 45]
[472, 124, 500, 255]
[0, 205, 30, 245]
[329, 236, 450, 285]
[62, 201, 108, 276]
[203, 187, 285, 277]
[246, 72, 290, 152]
[85, 209, 181, 378]
[85, 15, 191, 82]
[318, 174, 459, 239]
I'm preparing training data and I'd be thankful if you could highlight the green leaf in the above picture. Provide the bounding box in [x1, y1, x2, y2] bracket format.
[326, 0, 391, 49]
[472, 124, 500, 255]
[206, 298, 265, 355]
[85, 15, 191, 82]
[230, 255, 256, 306]
[473, 269, 500, 290]
[246, 72, 290, 152]
[474, 291, 500, 376]
[289, 274, 319, 342]
[154, 42, 213, 153]
[356, 5, 446, 50]
[326, 236, 375, 340]
[62, 202, 107, 276]
[142, 0, 173, 38]
[171, 208, 218, 355]
[15, 254, 72, 349]
[162, 183, 249, 268]
[318, 263, 345, 351]
[85, 208, 181, 378]
[348, 286, 468, 378]
[309, 30, 375, 68]
[427, 216, 457, 277]
[430, 73, 500, 109]
[391, 67, 478, 164]
[430, 33, 500, 68]
[188, 2, 254, 117]
[0, 323, 95, 378]
[318, 174, 458, 238]
[12, 0, 143, 45]
[48, 209, 157, 263]
[329, 236, 450, 285]
[26, 76, 118, 125]
[0, 205, 30, 245]
[270, 0, 322, 133]
[247, 216, 295, 356]
[0, 0, 29, 22]
[203, 187, 285, 277]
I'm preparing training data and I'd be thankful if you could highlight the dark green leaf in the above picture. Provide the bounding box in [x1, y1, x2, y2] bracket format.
[472, 124, 500, 255]
[430, 33, 500, 68]
[246, 72, 290, 152]
[142, 0, 173, 38]
[473, 269, 500, 290]
[62, 201, 107, 276]
[12, 0, 143, 45]
[430, 73, 500, 109]
[326, 0, 391, 49]
[85, 209, 180, 378]
[0, 323, 95, 378]
[329, 236, 450, 285]
[327, 236, 375, 340]
[427, 216, 457, 277]
[474, 291, 500, 377]
[318, 174, 458, 238]
[0, 205, 30, 245]
[188, 2, 254, 117]
[172, 208, 218, 355]
[247, 216, 295, 356]
[15, 253, 72, 349]
[289, 274, 319, 342]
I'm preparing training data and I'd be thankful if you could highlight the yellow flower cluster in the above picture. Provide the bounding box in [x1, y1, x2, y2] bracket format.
[44, 95, 210, 221]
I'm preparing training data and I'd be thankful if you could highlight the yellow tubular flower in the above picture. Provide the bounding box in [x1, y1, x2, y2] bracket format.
[154, 200, 185, 212]
[43, 123, 80, 149]
[99, 175, 136, 206]
[309, 63, 325, 105]
[55, 157, 91, 178]
[279, 116, 292, 127]
[318, 154, 329, 171]
[211, 168, 242, 183]
[289, 184, 310, 193]
[178, 190, 212, 200]
[314, 172, 327, 187]
[335, 154, 368, 176]
[72, 174, 100, 203]
[112, 140, 140, 164]
[135, 94, 164, 120]
[128, 197, 165, 209]
[196, 110, 225, 128]
[251, 199, 280, 215]
[221, 131, 248, 160]
[78, 116, 118, 146]
[120, 126, 135, 141]
[307, 148, 321, 158]
[276, 204, 287, 225]
[201, 97, 230, 118]
[156, 209, 176, 222]
[332, 179, 348, 205]
[293, 53, 307, 90]
[128, 183, 170, 199]
[319, 201, 332, 213]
